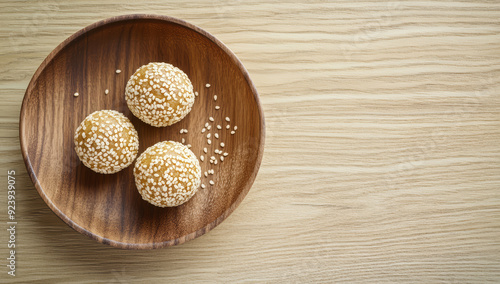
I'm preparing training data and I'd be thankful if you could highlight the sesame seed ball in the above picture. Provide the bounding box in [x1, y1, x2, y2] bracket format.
[134, 141, 202, 207]
[125, 62, 195, 127]
[74, 110, 139, 174]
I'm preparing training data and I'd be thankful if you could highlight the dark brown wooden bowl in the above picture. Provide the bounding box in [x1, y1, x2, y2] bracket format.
[19, 14, 265, 249]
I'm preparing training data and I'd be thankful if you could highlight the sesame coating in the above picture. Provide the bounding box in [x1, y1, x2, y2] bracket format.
[74, 110, 139, 174]
[134, 141, 202, 207]
[125, 62, 195, 127]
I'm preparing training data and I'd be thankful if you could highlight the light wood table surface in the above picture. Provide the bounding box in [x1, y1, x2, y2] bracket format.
[1, 1, 500, 283]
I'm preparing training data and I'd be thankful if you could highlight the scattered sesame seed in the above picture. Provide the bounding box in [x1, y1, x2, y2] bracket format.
[209, 117, 214, 122]
[180, 129, 184, 134]
[187, 144, 191, 148]
[195, 91, 199, 97]
[226, 125, 230, 129]
[231, 131, 235, 135]
[201, 128, 206, 133]
[203, 147, 208, 153]
[234, 126, 237, 130]
[205, 122, 209, 128]
[211, 156, 216, 160]
[105, 89, 109, 95]
[214, 95, 217, 101]
[184, 129, 188, 133]
[207, 139, 211, 145]
[215, 106, 220, 110]
[206, 83, 211, 88]
[214, 133, 219, 139]
[181, 138, 185, 143]
[73, 92, 79, 97]
[214, 160, 218, 165]
[209, 180, 214, 185]
[210, 160, 213, 164]
[223, 152, 228, 156]
[115, 69, 121, 74]
[201, 184, 206, 189]
[220, 142, 225, 148]
[217, 125, 222, 130]
[220, 156, 224, 162]
[207, 133, 211, 139]
[225, 117, 230, 122]
[200, 155, 204, 161]
[207, 125, 211, 130]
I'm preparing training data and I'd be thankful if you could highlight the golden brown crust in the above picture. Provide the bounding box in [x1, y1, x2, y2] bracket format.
[125, 62, 195, 127]
[134, 141, 201, 207]
[74, 110, 139, 174]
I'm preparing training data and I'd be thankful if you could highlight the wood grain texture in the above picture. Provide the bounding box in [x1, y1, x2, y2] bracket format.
[1, 0, 500, 282]
[19, 14, 264, 249]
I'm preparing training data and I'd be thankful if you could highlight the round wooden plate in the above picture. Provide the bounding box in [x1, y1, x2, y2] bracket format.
[19, 14, 265, 249]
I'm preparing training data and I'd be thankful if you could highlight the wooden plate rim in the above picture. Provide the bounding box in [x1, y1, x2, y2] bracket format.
[19, 14, 266, 249]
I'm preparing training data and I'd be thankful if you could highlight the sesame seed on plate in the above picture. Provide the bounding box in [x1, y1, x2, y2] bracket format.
[209, 180, 214, 185]
[214, 160, 218, 165]
[207, 125, 211, 130]
[181, 138, 185, 143]
[203, 147, 208, 153]
[73, 92, 79, 97]
[231, 131, 235, 135]
[206, 83, 211, 88]
[115, 69, 121, 74]
[201, 128, 206, 133]
[226, 125, 230, 129]
[214, 95, 217, 101]
[207, 133, 211, 139]
[225, 117, 230, 122]
[220, 142, 225, 148]
[200, 155, 204, 161]
[201, 184, 206, 189]
[214, 133, 219, 139]
[209, 117, 214, 122]
[217, 125, 222, 130]
[205, 122, 209, 128]
[220, 156, 224, 162]
[207, 139, 211, 145]
[223, 152, 228, 156]
[105, 89, 109, 95]
[215, 106, 220, 110]
[234, 126, 237, 130]
[195, 91, 199, 97]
